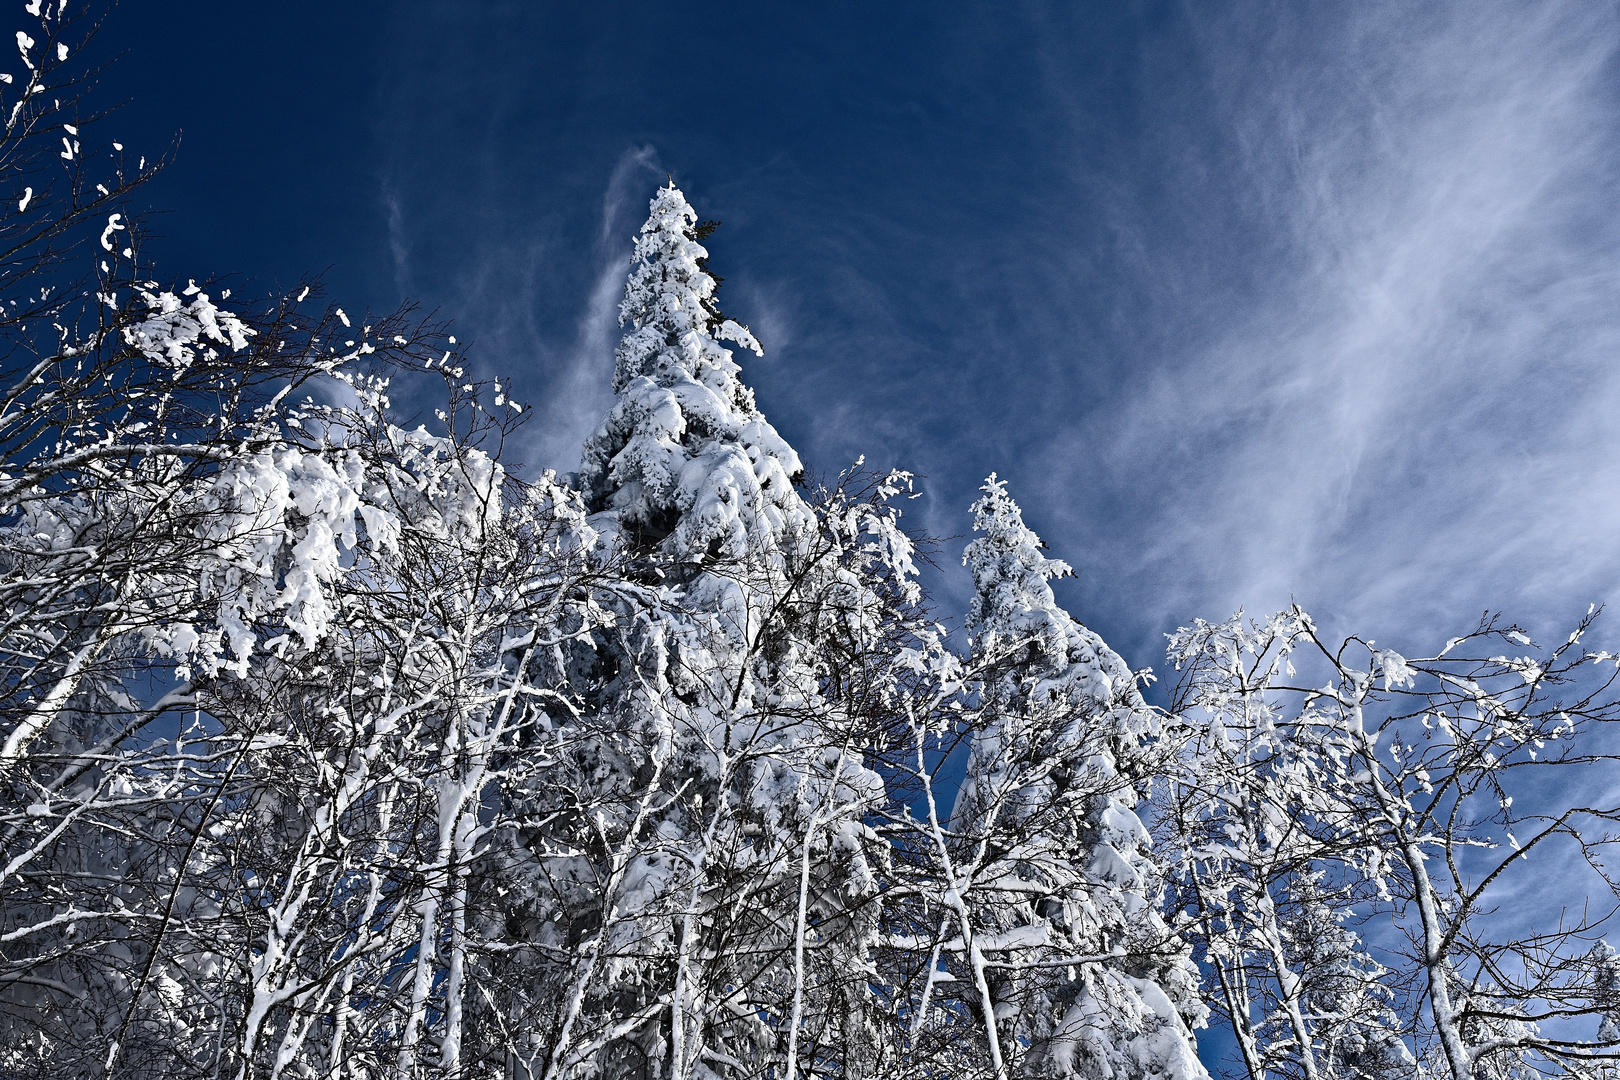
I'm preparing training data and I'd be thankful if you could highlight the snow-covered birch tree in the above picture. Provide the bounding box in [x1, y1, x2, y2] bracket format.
[1164, 605, 1620, 1080]
[1158, 609, 1412, 1080]
[0, 8, 611, 1074]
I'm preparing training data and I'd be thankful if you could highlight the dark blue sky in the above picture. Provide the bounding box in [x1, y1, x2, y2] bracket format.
[101, 0, 1620, 685]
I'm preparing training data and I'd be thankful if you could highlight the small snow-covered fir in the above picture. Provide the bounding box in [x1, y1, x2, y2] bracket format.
[947, 474, 1207, 1080]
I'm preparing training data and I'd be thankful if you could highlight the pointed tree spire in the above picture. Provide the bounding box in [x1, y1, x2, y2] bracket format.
[580, 182, 805, 562]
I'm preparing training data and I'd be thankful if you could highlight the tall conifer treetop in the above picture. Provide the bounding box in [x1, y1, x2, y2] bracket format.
[580, 182, 807, 563]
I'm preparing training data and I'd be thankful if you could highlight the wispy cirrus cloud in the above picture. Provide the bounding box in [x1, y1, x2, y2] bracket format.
[365, 0, 1619, 664]
[1034, 0, 1620, 654]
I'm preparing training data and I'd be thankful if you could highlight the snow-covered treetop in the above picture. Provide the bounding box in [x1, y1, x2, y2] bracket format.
[608, 182, 760, 394]
[964, 473, 1137, 708]
[965, 473, 1073, 637]
[580, 182, 807, 563]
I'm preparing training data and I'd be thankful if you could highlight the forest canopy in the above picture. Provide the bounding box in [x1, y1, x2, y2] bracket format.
[3, 6, 1620, 1080]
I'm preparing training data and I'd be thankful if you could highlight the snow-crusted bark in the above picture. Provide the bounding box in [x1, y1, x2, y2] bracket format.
[936, 475, 1208, 1080]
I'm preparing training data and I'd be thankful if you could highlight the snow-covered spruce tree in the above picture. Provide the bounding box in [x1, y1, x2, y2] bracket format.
[1585, 942, 1620, 1080]
[579, 180, 799, 559]
[899, 475, 1205, 1080]
[496, 182, 935, 1080]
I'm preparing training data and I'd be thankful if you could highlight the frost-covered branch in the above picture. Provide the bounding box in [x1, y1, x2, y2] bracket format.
[1163, 605, 1620, 1079]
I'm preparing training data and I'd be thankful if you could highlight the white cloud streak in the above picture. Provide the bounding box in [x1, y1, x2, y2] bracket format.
[521, 145, 662, 474]
[383, 183, 409, 294]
